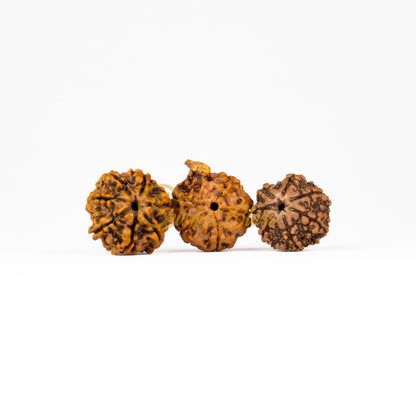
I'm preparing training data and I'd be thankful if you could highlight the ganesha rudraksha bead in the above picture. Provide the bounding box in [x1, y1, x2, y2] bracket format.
[252, 174, 331, 251]
[86, 169, 173, 255]
[172, 160, 253, 252]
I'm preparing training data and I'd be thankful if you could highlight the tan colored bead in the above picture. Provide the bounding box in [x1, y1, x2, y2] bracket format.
[86, 169, 173, 254]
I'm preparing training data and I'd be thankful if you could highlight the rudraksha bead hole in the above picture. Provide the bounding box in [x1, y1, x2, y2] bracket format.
[210, 202, 219, 211]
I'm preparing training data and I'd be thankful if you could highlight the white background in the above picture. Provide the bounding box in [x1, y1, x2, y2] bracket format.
[1, 1, 415, 415]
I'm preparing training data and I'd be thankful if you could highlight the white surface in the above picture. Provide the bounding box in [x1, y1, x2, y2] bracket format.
[1, 1, 415, 415]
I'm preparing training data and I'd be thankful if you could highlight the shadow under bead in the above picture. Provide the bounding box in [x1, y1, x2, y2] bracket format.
[86, 169, 173, 255]
[172, 160, 253, 252]
[252, 174, 331, 251]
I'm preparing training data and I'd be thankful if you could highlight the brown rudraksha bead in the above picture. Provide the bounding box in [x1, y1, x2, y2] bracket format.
[86, 169, 173, 255]
[172, 160, 253, 252]
[252, 174, 331, 251]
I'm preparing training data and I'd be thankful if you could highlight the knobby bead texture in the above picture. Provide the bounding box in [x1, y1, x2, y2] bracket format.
[252, 174, 331, 251]
[172, 160, 253, 252]
[86, 169, 173, 255]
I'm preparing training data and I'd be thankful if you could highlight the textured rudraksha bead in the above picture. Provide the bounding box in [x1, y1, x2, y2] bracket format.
[252, 174, 331, 251]
[172, 160, 253, 252]
[86, 169, 173, 254]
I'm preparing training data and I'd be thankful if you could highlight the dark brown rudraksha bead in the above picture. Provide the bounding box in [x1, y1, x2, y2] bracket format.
[252, 174, 331, 251]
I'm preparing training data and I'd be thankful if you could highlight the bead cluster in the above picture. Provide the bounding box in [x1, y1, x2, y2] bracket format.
[86, 160, 331, 254]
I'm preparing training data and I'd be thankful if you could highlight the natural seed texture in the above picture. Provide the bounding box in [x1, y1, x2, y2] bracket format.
[86, 169, 173, 254]
[252, 174, 331, 251]
[172, 160, 253, 252]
